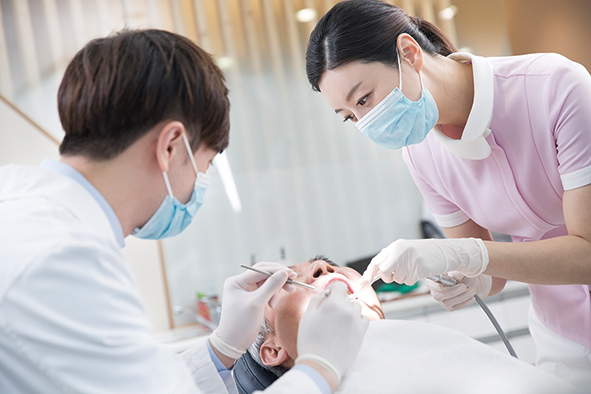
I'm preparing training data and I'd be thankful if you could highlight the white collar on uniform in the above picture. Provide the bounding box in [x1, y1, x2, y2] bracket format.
[432, 52, 494, 160]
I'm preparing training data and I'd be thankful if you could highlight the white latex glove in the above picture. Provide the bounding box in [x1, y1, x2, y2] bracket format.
[210, 262, 296, 359]
[426, 271, 493, 311]
[296, 281, 369, 384]
[361, 238, 489, 286]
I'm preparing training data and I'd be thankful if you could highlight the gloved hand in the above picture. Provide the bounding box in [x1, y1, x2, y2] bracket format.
[296, 281, 369, 385]
[210, 262, 296, 359]
[426, 271, 492, 311]
[361, 238, 489, 286]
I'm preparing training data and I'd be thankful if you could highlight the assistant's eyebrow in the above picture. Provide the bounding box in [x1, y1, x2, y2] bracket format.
[334, 81, 363, 114]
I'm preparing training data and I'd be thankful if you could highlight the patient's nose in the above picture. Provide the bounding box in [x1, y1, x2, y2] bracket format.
[310, 260, 336, 278]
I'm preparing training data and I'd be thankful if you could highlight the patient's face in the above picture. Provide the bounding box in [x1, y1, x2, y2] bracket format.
[263, 259, 383, 367]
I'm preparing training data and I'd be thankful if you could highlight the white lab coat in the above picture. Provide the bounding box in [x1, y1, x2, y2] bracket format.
[0, 164, 321, 394]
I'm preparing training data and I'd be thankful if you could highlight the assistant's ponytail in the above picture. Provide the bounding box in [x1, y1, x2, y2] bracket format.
[408, 16, 456, 57]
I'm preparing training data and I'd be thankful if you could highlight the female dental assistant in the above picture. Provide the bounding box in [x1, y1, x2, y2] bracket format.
[305, 0, 591, 388]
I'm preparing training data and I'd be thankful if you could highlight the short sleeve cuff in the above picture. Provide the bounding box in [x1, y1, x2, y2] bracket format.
[561, 164, 591, 190]
[291, 364, 331, 394]
[432, 210, 470, 228]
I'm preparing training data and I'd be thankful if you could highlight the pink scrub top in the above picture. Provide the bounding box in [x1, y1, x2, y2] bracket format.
[403, 52, 591, 349]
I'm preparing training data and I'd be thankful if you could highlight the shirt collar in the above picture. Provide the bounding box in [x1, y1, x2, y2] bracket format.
[40, 159, 125, 247]
[432, 52, 494, 160]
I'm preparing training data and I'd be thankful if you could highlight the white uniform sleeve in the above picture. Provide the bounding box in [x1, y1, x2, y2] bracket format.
[181, 340, 325, 394]
[0, 239, 201, 394]
[255, 368, 324, 394]
[180, 339, 235, 393]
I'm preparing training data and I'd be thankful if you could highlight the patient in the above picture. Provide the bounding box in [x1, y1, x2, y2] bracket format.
[248, 255, 383, 377]
[239, 256, 578, 394]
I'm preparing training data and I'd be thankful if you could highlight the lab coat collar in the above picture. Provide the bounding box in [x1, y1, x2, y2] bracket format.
[432, 52, 494, 160]
[40, 159, 125, 247]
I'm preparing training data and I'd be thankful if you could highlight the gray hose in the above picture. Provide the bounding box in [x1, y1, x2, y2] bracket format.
[428, 275, 518, 358]
[474, 294, 518, 358]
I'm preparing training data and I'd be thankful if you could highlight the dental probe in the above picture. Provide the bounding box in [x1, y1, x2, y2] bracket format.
[240, 264, 323, 292]
[240, 264, 360, 300]
[428, 274, 518, 359]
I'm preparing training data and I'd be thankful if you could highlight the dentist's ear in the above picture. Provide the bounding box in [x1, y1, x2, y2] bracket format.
[155, 121, 186, 173]
[260, 337, 290, 367]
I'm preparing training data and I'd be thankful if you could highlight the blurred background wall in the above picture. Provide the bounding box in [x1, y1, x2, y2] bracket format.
[1, 0, 590, 333]
[503, 0, 591, 70]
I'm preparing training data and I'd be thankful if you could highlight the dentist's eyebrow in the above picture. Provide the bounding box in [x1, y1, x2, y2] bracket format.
[334, 81, 363, 114]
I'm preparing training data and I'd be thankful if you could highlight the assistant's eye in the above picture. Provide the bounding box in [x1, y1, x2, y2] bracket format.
[343, 114, 354, 123]
[356, 94, 369, 106]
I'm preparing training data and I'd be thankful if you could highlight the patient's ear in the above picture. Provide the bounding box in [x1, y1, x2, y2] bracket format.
[260, 336, 290, 367]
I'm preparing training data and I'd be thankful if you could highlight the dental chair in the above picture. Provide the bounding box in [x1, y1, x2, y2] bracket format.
[233, 352, 277, 394]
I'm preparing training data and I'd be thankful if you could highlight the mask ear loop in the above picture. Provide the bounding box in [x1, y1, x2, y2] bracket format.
[162, 172, 174, 197]
[397, 46, 425, 91]
[162, 132, 199, 199]
[396, 47, 403, 92]
[182, 132, 200, 175]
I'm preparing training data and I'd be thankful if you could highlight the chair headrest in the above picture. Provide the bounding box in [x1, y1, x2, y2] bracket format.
[233, 351, 279, 394]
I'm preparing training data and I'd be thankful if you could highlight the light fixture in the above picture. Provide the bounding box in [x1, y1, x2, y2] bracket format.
[438, 5, 457, 21]
[213, 151, 242, 213]
[216, 57, 234, 70]
[296, 8, 317, 23]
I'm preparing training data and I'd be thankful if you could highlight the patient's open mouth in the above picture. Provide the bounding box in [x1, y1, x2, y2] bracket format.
[324, 277, 354, 295]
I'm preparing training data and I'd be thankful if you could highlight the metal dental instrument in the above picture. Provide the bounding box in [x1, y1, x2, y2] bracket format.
[240, 264, 361, 300]
[428, 274, 518, 359]
[349, 274, 381, 301]
[240, 264, 323, 293]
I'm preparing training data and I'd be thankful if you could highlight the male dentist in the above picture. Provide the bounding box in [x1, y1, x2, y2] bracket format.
[0, 29, 368, 394]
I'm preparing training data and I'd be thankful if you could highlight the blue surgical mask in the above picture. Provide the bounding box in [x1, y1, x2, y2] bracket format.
[132, 133, 211, 240]
[355, 50, 439, 149]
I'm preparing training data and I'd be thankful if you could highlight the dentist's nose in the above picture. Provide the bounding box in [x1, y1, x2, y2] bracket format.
[310, 260, 336, 278]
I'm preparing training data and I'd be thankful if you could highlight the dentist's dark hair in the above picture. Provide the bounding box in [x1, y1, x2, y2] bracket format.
[306, 0, 456, 91]
[58, 29, 230, 160]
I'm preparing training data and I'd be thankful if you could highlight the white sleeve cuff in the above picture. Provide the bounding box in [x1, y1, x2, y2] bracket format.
[561, 164, 591, 190]
[432, 210, 470, 228]
[291, 365, 331, 394]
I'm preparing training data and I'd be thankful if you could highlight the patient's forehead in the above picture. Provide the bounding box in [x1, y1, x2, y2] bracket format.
[288, 258, 338, 271]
